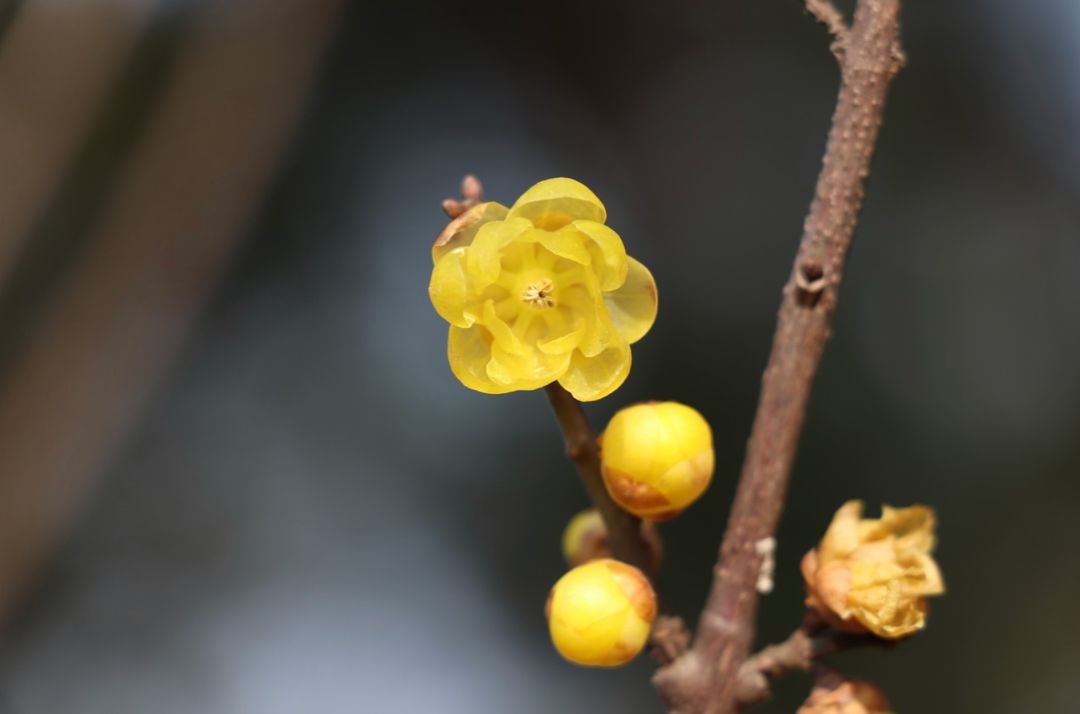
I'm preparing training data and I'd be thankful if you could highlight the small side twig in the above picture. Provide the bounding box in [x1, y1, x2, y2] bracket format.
[734, 622, 895, 708]
[806, 0, 849, 44]
[653, 1, 904, 712]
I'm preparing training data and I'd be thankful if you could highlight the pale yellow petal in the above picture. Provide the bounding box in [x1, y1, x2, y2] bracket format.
[538, 320, 585, 355]
[481, 300, 528, 356]
[558, 338, 631, 402]
[428, 248, 475, 328]
[602, 256, 657, 344]
[508, 177, 606, 230]
[529, 226, 592, 266]
[448, 326, 515, 394]
[465, 217, 533, 287]
[560, 281, 613, 358]
[487, 341, 569, 389]
[572, 220, 628, 291]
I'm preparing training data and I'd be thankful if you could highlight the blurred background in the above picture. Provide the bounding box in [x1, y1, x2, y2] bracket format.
[0, 0, 1077, 712]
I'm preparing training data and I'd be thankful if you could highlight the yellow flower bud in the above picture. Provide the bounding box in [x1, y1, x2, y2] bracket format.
[599, 401, 714, 520]
[802, 500, 945, 639]
[546, 559, 656, 667]
[560, 508, 664, 571]
[797, 674, 892, 714]
[561, 509, 610, 567]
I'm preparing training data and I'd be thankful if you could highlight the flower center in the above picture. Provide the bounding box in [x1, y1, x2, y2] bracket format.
[521, 278, 556, 308]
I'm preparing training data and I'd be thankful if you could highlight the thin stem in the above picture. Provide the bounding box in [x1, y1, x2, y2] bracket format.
[543, 383, 655, 572]
[652, 1, 905, 712]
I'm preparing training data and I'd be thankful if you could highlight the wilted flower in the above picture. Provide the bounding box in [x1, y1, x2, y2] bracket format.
[797, 673, 892, 714]
[546, 558, 656, 667]
[429, 178, 657, 401]
[600, 401, 714, 520]
[801, 500, 945, 639]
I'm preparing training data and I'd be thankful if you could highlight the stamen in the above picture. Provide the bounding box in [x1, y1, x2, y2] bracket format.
[521, 278, 556, 308]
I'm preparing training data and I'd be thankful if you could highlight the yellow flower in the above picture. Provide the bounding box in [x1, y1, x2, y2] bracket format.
[560, 508, 663, 571]
[429, 178, 658, 401]
[801, 500, 945, 639]
[797, 675, 892, 714]
[599, 401, 714, 521]
[546, 558, 656, 667]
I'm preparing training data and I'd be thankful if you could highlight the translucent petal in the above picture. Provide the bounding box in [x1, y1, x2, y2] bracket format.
[561, 278, 613, 356]
[432, 202, 509, 263]
[428, 248, 474, 328]
[558, 337, 631, 402]
[508, 178, 606, 231]
[603, 256, 657, 345]
[487, 341, 569, 389]
[447, 326, 515, 394]
[482, 300, 528, 356]
[538, 318, 585, 355]
[466, 217, 533, 287]
[572, 220, 627, 291]
[528, 227, 591, 266]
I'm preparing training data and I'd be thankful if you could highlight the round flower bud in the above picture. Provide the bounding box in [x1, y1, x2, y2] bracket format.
[560, 508, 664, 571]
[600, 401, 714, 520]
[546, 559, 656, 667]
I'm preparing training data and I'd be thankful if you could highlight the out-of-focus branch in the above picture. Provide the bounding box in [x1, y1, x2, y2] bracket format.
[0, 0, 163, 286]
[653, 1, 904, 711]
[0, 0, 344, 626]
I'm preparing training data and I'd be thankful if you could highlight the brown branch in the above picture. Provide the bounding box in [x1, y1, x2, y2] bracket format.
[653, 1, 904, 712]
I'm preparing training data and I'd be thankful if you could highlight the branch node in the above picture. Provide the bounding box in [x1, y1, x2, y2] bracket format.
[651, 614, 692, 665]
[795, 259, 827, 307]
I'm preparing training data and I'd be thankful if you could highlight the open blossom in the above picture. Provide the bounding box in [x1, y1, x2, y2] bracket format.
[801, 500, 945, 639]
[797, 675, 892, 714]
[429, 178, 658, 401]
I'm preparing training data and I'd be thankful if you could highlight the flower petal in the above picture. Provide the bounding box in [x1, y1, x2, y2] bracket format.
[572, 220, 627, 291]
[530, 227, 592, 266]
[428, 247, 475, 328]
[558, 338, 631, 402]
[482, 300, 528, 356]
[602, 256, 657, 344]
[819, 500, 864, 563]
[432, 202, 509, 263]
[560, 281, 613, 358]
[508, 178, 606, 230]
[448, 326, 515, 394]
[487, 342, 569, 389]
[538, 318, 585, 355]
[466, 217, 533, 287]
